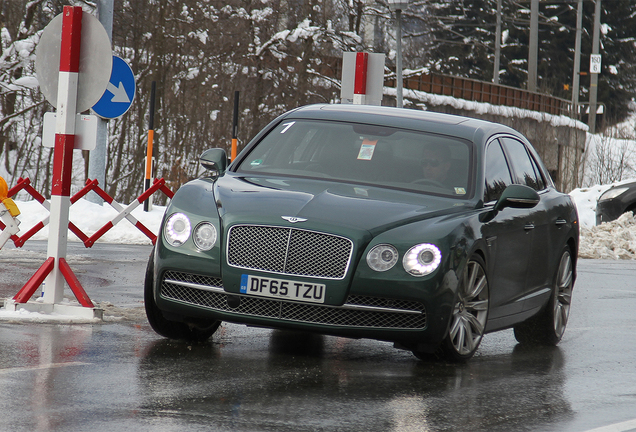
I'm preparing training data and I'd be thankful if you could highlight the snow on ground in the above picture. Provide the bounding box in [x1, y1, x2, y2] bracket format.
[0, 299, 144, 323]
[579, 213, 636, 260]
[570, 180, 636, 260]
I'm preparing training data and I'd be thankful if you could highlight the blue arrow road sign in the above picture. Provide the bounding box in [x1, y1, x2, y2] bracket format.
[92, 56, 135, 119]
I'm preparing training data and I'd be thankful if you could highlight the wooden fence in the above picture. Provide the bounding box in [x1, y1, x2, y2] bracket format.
[385, 73, 572, 117]
[317, 57, 573, 118]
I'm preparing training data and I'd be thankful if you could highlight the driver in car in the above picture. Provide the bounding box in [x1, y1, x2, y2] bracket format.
[421, 144, 452, 185]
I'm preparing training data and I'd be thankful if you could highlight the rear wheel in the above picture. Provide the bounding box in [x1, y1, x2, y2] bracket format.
[514, 247, 573, 345]
[144, 250, 220, 341]
[413, 255, 489, 362]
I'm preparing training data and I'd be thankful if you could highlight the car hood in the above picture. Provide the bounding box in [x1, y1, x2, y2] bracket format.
[214, 174, 471, 238]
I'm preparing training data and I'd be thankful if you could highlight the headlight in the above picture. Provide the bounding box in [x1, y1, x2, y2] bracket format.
[367, 244, 399, 272]
[599, 186, 628, 202]
[193, 222, 217, 251]
[164, 213, 191, 247]
[403, 243, 442, 276]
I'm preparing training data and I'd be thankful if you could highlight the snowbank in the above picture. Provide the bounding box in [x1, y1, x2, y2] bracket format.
[579, 213, 636, 260]
[569, 180, 636, 259]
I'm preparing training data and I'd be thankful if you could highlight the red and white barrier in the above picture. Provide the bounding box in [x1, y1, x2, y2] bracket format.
[2, 8, 173, 318]
[353, 52, 368, 105]
[4, 7, 98, 319]
[2, 177, 173, 316]
[340, 51, 385, 106]
[0, 202, 19, 249]
[0, 176, 20, 249]
[0, 177, 173, 249]
[71, 177, 173, 248]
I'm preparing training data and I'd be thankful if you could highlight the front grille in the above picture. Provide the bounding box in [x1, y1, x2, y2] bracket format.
[227, 225, 353, 279]
[160, 271, 426, 330]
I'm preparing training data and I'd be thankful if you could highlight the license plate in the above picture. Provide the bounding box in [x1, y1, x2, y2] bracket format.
[240, 274, 326, 304]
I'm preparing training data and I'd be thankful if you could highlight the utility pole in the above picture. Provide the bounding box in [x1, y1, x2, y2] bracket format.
[396, 8, 403, 108]
[571, 0, 583, 119]
[493, 0, 501, 84]
[88, 0, 114, 203]
[528, 0, 539, 92]
[388, 0, 408, 108]
[588, 0, 602, 134]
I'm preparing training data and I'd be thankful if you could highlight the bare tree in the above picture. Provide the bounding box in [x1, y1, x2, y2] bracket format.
[583, 129, 636, 187]
[0, 0, 432, 203]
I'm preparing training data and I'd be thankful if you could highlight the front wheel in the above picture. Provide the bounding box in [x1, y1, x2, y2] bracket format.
[413, 255, 489, 362]
[144, 250, 220, 342]
[514, 247, 574, 345]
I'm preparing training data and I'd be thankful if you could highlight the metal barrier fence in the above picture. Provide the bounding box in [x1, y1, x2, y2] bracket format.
[0, 177, 173, 249]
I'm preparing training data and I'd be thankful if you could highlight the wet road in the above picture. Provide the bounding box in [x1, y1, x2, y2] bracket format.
[1, 242, 635, 431]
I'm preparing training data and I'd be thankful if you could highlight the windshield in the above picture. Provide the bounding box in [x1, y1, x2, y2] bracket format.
[236, 119, 474, 198]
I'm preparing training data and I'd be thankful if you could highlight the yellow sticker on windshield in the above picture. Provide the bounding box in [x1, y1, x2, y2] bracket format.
[354, 187, 369, 197]
[454, 187, 466, 195]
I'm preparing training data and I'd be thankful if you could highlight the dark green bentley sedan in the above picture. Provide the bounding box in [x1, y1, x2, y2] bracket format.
[145, 104, 579, 361]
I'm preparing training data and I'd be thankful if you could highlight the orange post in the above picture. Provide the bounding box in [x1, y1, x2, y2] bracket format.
[144, 81, 156, 211]
[231, 91, 239, 161]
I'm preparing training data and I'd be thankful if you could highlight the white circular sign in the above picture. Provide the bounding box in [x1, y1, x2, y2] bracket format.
[36, 11, 112, 113]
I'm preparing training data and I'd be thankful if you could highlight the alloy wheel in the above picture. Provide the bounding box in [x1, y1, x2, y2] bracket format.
[553, 250, 573, 339]
[449, 258, 489, 356]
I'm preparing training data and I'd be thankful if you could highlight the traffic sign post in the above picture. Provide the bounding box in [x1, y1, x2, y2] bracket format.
[45, 6, 84, 307]
[35, 10, 112, 113]
[6, 7, 111, 319]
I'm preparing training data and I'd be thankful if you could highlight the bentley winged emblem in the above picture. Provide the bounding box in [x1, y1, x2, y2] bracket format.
[281, 216, 307, 223]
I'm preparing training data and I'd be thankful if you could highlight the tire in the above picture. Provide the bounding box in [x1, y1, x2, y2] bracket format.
[144, 250, 220, 342]
[514, 247, 573, 345]
[413, 255, 490, 362]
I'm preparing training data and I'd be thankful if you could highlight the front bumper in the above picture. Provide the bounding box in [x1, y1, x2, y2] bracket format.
[156, 269, 440, 344]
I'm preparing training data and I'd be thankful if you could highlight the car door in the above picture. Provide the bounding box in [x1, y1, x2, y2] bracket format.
[481, 138, 535, 321]
[499, 137, 552, 300]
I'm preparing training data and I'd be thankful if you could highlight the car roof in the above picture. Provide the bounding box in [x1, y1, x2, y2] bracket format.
[283, 104, 519, 144]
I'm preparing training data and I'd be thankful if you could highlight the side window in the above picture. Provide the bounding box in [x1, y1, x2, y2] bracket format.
[501, 138, 545, 191]
[528, 152, 546, 190]
[484, 140, 513, 203]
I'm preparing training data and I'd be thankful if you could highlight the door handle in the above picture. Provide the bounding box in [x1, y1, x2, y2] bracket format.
[524, 223, 535, 230]
[555, 218, 567, 226]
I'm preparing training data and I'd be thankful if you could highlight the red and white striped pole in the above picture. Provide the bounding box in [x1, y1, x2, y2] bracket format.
[352, 52, 368, 105]
[44, 6, 83, 304]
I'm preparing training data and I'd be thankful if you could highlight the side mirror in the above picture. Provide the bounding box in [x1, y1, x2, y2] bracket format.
[494, 184, 540, 212]
[200, 148, 227, 178]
